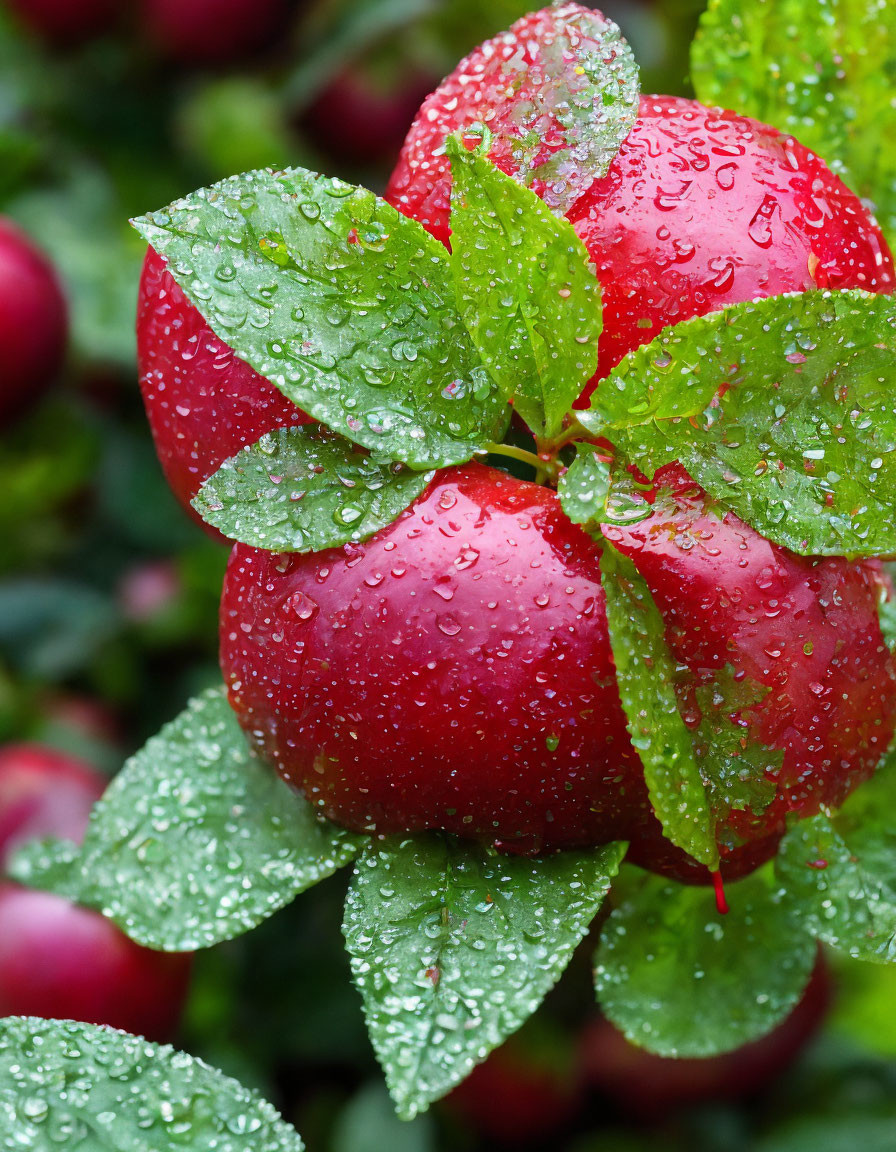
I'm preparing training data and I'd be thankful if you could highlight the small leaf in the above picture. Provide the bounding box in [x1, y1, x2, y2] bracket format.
[581, 291, 896, 558]
[448, 136, 601, 438]
[557, 445, 612, 532]
[10, 688, 364, 951]
[599, 543, 718, 871]
[0, 1017, 303, 1150]
[595, 867, 817, 1057]
[692, 0, 896, 242]
[558, 445, 653, 531]
[693, 666, 780, 828]
[776, 748, 896, 963]
[133, 167, 509, 470]
[343, 834, 626, 1118]
[193, 426, 433, 551]
[474, 4, 640, 215]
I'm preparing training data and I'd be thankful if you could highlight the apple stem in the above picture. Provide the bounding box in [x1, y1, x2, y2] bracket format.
[711, 870, 729, 916]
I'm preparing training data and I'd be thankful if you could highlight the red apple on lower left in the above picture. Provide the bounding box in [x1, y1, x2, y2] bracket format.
[0, 883, 191, 1041]
[0, 742, 191, 1041]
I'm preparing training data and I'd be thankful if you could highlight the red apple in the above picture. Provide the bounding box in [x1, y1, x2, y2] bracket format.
[0, 743, 192, 1040]
[219, 463, 895, 879]
[0, 218, 67, 425]
[580, 956, 831, 1116]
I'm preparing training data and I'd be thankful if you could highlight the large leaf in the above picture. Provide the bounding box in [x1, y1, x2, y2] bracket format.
[343, 834, 626, 1118]
[692, 0, 896, 241]
[0, 1017, 303, 1150]
[448, 136, 601, 438]
[133, 167, 508, 470]
[11, 688, 363, 951]
[595, 867, 817, 1057]
[193, 426, 432, 551]
[581, 291, 896, 557]
[598, 543, 718, 870]
[776, 749, 896, 963]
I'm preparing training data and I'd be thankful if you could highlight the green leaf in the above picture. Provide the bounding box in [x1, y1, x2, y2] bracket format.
[599, 543, 718, 871]
[133, 167, 508, 470]
[448, 136, 601, 438]
[878, 569, 896, 652]
[10, 687, 364, 951]
[693, 666, 780, 830]
[581, 291, 896, 558]
[776, 748, 896, 963]
[481, 5, 640, 215]
[691, 0, 896, 242]
[595, 867, 817, 1057]
[0, 1017, 303, 1150]
[558, 445, 654, 531]
[193, 426, 433, 551]
[343, 834, 626, 1118]
[10, 166, 146, 369]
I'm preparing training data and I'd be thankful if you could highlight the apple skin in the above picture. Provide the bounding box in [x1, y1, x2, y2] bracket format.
[386, 8, 895, 398]
[0, 218, 67, 425]
[140, 0, 289, 65]
[613, 465, 896, 880]
[0, 743, 191, 1040]
[219, 462, 895, 879]
[136, 246, 311, 532]
[221, 461, 645, 854]
[0, 883, 191, 1041]
[0, 744, 105, 865]
[579, 955, 831, 1117]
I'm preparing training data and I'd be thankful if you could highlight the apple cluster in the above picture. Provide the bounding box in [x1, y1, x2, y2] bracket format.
[135, 2, 896, 887]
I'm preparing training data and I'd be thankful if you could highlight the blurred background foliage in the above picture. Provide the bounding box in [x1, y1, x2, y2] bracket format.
[2, 0, 894, 1148]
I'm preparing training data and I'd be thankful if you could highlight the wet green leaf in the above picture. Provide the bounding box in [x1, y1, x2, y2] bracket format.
[10, 688, 364, 951]
[557, 445, 612, 533]
[581, 291, 896, 558]
[776, 748, 896, 963]
[599, 543, 718, 871]
[343, 835, 626, 1118]
[193, 426, 432, 552]
[0, 1017, 303, 1150]
[133, 167, 509, 471]
[692, 0, 896, 242]
[595, 867, 816, 1057]
[478, 4, 639, 215]
[448, 137, 601, 438]
[694, 667, 780, 828]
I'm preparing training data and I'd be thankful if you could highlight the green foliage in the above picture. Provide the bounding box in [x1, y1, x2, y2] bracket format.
[10, 166, 146, 368]
[0, 1018, 303, 1150]
[343, 834, 625, 1117]
[448, 135, 601, 438]
[11, 688, 364, 950]
[595, 867, 817, 1057]
[599, 543, 718, 870]
[581, 291, 896, 558]
[133, 166, 508, 470]
[776, 748, 896, 963]
[194, 426, 432, 551]
[692, 0, 896, 242]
